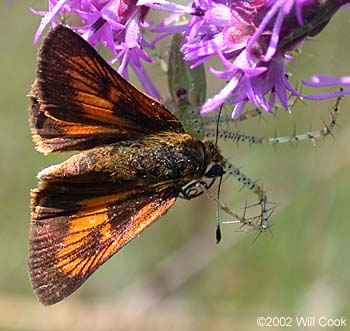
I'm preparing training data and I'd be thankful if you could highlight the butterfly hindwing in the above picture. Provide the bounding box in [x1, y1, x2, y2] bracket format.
[30, 25, 184, 154]
[29, 182, 179, 305]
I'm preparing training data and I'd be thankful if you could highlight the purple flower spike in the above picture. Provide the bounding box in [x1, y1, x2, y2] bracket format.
[31, 0, 162, 100]
[32, 0, 350, 116]
[142, 0, 350, 117]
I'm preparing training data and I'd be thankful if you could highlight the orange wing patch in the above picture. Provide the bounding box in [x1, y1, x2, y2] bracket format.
[29, 26, 184, 154]
[29, 186, 179, 305]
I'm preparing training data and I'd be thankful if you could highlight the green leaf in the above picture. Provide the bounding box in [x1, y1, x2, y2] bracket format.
[168, 33, 206, 139]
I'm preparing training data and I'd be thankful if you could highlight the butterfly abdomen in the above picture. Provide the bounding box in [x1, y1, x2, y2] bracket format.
[38, 132, 209, 187]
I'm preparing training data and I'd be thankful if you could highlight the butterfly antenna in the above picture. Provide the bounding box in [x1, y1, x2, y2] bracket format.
[215, 105, 224, 244]
[215, 105, 223, 146]
[216, 174, 224, 244]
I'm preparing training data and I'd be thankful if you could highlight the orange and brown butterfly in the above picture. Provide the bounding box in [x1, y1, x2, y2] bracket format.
[28, 25, 225, 305]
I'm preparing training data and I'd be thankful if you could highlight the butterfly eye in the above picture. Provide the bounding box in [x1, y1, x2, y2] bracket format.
[204, 163, 225, 178]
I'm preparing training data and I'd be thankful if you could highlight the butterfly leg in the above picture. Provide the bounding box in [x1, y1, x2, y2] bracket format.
[204, 94, 342, 147]
[223, 160, 270, 231]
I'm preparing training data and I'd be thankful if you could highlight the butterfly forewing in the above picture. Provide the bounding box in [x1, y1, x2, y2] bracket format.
[30, 25, 184, 154]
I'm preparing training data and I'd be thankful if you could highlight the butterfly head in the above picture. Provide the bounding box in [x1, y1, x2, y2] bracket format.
[202, 141, 225, 179]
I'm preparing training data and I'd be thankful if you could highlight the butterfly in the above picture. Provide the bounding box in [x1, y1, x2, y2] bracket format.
[28, 25, 225, 305]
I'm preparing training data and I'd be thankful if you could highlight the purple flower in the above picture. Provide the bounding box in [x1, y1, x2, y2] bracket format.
[141, 0, 350, 117]
[302, 75, 350, 100]
[31, 0, 162, 100]
[32, 0, 350, 117]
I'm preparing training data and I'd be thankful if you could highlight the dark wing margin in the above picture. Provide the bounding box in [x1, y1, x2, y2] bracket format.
[29, 25, 184, 154]
[29, 182, 179, 305]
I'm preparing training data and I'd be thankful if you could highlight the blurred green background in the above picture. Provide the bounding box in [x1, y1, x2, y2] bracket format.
[1, 2, 350, 330]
